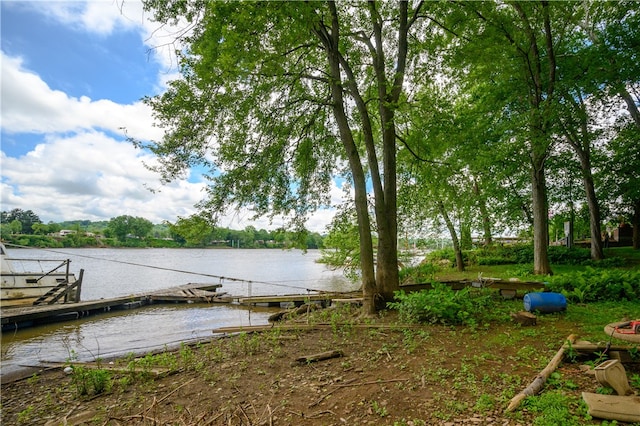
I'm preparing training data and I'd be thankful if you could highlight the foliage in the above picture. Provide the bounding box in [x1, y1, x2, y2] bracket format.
[425, 248, 467, 268]
[167, 215, 214, 246]
[388, 283, 492, 326]
[545, 267, 640, 302]
[422, 244, 622, 270]
[1, 209, 41, 234]
[70, 366, 112, 397]
[107, 215, 154, 242]
[522, 391, 589, 426]
[319, 208, 363, 281]
[398, 262, 439, 284]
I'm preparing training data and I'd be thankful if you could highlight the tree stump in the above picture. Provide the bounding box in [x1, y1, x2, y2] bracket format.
[510, 311, 537, 326]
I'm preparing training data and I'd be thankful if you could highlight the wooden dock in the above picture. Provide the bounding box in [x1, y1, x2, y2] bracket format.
[1, 278, 546, 331]
[1, 283, 222, 331]
[238, 292, 360, 307]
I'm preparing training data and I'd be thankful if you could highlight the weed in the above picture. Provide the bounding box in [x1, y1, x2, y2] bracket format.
[388, 283, 492, 326]
[371, 400, 388, 417]
[16, 406, 34, 424]
[523, 391, 587, 426]
[631, 373, 640, 390]
[26, 373, 39, 385]
[596, 386, 614, 395]
[70, 366, 112, 397]
[564, 340, 578, 363]
[629, 346, 640, 362]
[474, 394, 495, 412]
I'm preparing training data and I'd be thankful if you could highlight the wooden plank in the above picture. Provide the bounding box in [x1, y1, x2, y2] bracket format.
[582, 392, 640, 423]
[1, 295, 149, 326]
[238, 294, 339, 304]
[563, 342, 635, 352]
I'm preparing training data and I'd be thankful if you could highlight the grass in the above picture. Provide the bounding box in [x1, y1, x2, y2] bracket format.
[431, 246, 640, 282]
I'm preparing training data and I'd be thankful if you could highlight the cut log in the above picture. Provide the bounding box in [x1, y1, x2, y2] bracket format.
[296, 350, 344, 364]
[510, 311, 537, 326]
[505, 334, 577, 413]
[582, 392, 640, 423]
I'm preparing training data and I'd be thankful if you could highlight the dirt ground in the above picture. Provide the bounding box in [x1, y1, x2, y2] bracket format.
[1, 304, 638, 426]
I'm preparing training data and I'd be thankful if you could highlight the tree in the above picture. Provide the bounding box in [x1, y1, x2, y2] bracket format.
[168, 215, 213, 246]
[31, 222, 50, 235]
[1, 209, 41, 234]
[140, 1, 434, 313]
[601, 123, 640, 249]
[440, 2, 595, 275]
[108, 215, 153, 242]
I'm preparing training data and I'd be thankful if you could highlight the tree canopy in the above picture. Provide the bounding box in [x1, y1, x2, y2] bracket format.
[138, 1, 640, 311]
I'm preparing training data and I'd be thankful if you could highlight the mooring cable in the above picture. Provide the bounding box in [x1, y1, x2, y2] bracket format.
[3, 243, 329, 293]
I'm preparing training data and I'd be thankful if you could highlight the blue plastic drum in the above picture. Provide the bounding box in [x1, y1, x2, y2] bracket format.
[524, 292, 567, 313]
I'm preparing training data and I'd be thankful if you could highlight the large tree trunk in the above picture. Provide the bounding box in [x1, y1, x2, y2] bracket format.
[560, 93, 605, 261]
[511, 1, 555, 276]
[633, 199, 640, 250]
[438, 200, 465, 272]
[531, 155, 552, 275]
[578, 154, 604, 260]
[318, 4, 377, 315]
[473, 179, 493, 246]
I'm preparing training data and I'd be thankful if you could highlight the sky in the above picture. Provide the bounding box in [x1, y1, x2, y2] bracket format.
[0, 0, 341, 233]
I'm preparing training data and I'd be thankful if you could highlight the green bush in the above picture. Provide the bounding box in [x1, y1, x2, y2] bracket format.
[547, 246, 591, 265]
[545, 267, 640, 302]
[70, 366, 112, 396]
[388, 282, 492, 326]
[399, 262, 439, 284]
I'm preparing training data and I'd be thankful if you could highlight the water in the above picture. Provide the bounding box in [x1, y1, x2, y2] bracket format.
[1, 248, 355, 381]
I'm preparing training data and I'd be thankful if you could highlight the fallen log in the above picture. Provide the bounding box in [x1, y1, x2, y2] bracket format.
[505, 334, 577, 413]
[296, 350, 344, 364]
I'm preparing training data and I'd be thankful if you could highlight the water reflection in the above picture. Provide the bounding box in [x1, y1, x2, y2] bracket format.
[1, 248, 356, 381]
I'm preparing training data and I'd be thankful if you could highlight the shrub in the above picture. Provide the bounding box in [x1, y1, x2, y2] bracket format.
[399, 262, 439, 284]
[70, 366, 112, 397]
[388, 282, 492, 326]
[545, 268, 640, 302]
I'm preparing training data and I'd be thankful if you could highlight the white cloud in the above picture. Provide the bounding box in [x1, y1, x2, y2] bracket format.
[0, 131, 205, 223]
[0, 2, 340, 233]
[1, 53, 164, 141]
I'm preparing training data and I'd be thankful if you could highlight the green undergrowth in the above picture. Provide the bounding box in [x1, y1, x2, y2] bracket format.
[406, 246, 639, 284]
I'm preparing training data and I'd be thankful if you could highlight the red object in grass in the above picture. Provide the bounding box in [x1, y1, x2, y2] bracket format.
[614, 320, 640, 335]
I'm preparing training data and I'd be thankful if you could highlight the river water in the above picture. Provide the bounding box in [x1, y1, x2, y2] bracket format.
[1, 248, 355, 381]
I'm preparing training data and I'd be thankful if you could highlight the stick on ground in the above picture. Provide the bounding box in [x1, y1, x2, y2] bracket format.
[505, 334, 577, 413]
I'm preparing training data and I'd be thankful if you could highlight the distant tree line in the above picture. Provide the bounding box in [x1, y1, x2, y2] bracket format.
[0, 209, 324, 249]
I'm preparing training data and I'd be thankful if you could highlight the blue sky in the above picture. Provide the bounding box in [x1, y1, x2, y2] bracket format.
[1, 1, 340, 232]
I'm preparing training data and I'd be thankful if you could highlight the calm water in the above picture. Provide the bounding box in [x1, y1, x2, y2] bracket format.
[1, 248, 355, 380]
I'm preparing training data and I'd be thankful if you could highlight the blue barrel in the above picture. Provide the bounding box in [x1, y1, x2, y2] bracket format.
[524, 292, 567, 313]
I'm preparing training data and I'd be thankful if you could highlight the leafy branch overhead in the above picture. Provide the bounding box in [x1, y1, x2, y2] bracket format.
[137, 1, 640, 313]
